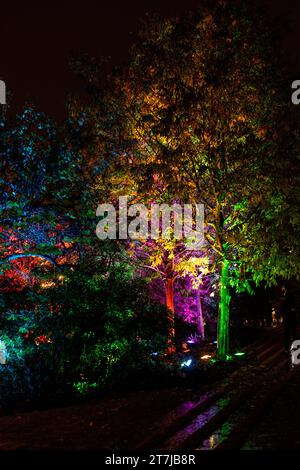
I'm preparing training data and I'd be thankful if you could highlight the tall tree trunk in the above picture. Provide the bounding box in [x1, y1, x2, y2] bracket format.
[166, 277, 175, 338]
[196, 287, 205, 340]
[217, 259, 231, 359]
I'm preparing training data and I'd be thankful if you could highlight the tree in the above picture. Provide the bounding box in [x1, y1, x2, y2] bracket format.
[90, 0, 294, 358]
[0, 107, 95, 291]
[125, 234, 209, 339]
[68, 81, 211, 341]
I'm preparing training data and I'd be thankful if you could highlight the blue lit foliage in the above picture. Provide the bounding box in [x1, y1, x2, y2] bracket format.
[0, 107, 94, 286]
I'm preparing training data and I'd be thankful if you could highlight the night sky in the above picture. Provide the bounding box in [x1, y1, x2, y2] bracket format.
[1, 0, 300, 121]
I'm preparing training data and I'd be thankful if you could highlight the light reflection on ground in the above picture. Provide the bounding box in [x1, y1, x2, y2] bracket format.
[161, 397, 230, 449]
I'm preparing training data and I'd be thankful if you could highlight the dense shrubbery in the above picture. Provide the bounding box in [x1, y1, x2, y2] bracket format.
[0, 265, 171, 410]
[0, 305, 70, 409]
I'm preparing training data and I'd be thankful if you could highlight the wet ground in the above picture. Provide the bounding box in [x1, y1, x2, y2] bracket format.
[1, 329, 299, 451]
[0, 385, 210, 450]
[2, 369, 300, 450]
[243, 369, 300, 450]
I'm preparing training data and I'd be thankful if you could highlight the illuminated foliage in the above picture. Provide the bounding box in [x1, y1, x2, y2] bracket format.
[82, 0, 297, 357]
[0, 107, 94, 289]
[0, 266, 171, 406]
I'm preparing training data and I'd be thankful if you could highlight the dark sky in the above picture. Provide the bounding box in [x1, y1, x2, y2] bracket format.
[1, 0, 300, 121]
